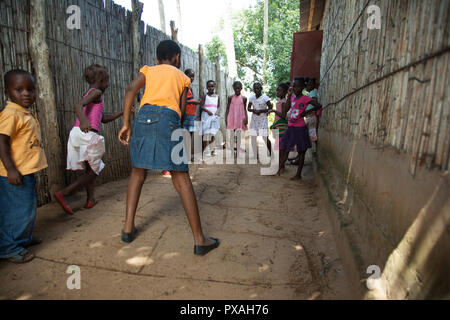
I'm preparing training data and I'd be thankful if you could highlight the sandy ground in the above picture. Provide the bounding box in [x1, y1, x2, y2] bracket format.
[0, 151, 354, 300]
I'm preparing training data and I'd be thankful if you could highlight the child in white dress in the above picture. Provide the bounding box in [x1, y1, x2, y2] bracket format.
[199, 80, 220, 156]
[248, 82, 273, 159]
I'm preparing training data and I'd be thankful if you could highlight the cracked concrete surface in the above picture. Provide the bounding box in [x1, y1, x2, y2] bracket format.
[0, 161, 354, 300]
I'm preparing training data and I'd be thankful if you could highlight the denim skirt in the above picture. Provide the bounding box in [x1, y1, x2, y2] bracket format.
[130, 105, 189, 172]
[183, 114, 196, 132]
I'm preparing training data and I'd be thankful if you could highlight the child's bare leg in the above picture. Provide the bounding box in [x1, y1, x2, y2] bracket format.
[210, 135, 216, 152]
[190, 132, 195, 160]
[250, 136, 258, 158]
[292, 152, 306, 180]
[85, 178, 96, 203]
[60, 163, 97, 197]
[314, 118, 320, 152]
[265, 136, 272, 156]
[171, 171, 214, 246]
[278, 150, 289, 175]
[123, 167, 147, 233]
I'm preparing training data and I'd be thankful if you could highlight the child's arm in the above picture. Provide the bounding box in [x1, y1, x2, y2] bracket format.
[118, 73, 146, 146]
[243, 96, 248, 125]
[0, 134, 21, 185]
[102, 110, 124, 124]
[283, 88, 293, 114]
[180, 87, 189, 123]
[258, 100, 273, 114]
[196, 95, 206, 120]
[299, 100, 322, 118]
[225, 96, 232, 126]
[263, 100, 274, 113]
[247, 101, 254, 114]
[269, 109, 286, 119]
[75, 89, 103, 133]
[187, 92, 201, 106]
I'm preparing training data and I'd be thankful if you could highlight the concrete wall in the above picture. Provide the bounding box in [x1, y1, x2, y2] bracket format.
[317, 0, 450, 299]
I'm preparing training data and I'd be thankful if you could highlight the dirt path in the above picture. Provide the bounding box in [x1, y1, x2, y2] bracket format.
[0, 158, 353, 300]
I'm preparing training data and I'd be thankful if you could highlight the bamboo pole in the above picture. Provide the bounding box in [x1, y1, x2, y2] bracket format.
[263, 0, 268, 85]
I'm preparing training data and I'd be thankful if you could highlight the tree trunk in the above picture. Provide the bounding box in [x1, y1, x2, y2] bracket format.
[131, 0, 143, 75]
[176, 0, 182, 42]
[170, 20, 178, 42]
[198, 44, 204, 99]
[263, 0, 269, 85]
[224, 0, 237, 78]
[28, 0, 64, 199]
[158, 0, 166, 34]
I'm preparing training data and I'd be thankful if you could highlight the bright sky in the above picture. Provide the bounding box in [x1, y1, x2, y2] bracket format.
[112, 0, 257, 49]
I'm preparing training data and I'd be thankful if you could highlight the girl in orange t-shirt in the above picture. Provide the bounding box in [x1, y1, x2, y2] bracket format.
[118, 40, 219, 256]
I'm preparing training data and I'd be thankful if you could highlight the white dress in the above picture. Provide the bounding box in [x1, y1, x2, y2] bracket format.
[201, 94, 220, 135]
[249, 94, 270, 137]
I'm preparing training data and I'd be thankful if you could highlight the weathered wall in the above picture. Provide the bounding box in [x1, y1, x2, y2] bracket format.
[317, 0, 449, 299]
[0, 0, 233, 205]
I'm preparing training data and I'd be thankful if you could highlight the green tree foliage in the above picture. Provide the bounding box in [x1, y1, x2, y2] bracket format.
[206, 0, 299, 98]
[205, 35, 228, 67]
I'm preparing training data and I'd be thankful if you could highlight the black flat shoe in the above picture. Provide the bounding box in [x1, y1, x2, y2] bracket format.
[194, 238, 220, 256]
[121, 228, 138, 243]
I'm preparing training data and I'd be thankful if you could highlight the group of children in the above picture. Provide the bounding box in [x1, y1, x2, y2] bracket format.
[0, 39, 321, 264]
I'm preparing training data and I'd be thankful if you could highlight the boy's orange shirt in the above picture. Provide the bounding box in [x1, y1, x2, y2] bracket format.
[0, 101, 48, 177]
[139, 64, 191, 117]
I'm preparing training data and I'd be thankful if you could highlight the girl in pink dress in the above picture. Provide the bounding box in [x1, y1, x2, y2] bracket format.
[225, 81, 248, 156]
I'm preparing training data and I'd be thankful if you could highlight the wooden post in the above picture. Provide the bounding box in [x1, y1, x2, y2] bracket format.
[224, 0, 237, 78]
[215, 57, 221, 99]
[170, 20, 178, 42]
[215, 57, 225, 136]
[28, 0, 64, 199]
[198, 44, 204, 99]
[263, 0, 268, 85]
[131, 0, 143, 76]
[176, 0, 182, 42]
[158, 0, 166, 34]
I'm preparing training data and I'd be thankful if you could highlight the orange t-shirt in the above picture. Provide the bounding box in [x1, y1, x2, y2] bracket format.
[0, 101, 48, 177]
[139, 64, 191, 118]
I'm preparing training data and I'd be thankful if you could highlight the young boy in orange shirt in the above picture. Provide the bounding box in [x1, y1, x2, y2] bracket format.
[118, 40, 219, 255]
[0, 70, 48, 263]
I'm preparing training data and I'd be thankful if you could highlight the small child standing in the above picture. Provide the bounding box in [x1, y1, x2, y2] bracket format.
[305, 110, 318, 142]
[248, 82, 273, 159]
[279, 77, 322, 180]
[54, 64, 124, 215]
[225, 81, 248, 157]
[118, 40, 219, 255]
[0, 70, 48, 263]
[305, 77, 320, 151]
[182, 69, 201, 162]
[269, 82, 290, 151]
[199, 80, 220, 157]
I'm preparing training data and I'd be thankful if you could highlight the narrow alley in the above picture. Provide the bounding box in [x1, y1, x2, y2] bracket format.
[0, 160, 353, 299]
